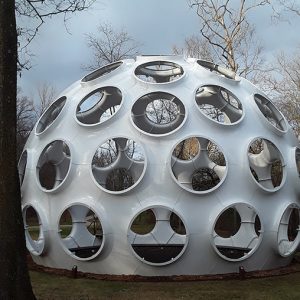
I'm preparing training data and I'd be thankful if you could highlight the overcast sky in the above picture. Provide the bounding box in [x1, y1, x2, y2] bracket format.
[18, 0, 300, 100]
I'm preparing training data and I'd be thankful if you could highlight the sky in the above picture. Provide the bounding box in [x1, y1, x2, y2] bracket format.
[18, 0, 300, 100]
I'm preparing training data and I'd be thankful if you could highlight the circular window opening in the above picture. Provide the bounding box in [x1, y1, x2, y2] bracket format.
[131, 92, 186, 136]
[76, 86, 122, 125]
[248, 138, 285, 191]
[37, 140, 71, 191]
[135, 61, 184, 83]
[59, 205, 104, 260]
[213, 204, 262, 261]
[81, 61, 123, 82]
[171, 137, 227, 193]
[254, 94, 287, 132]
[36, 96, 66, 134]
[278, 205, 300, 257]
[92, 137, 146, 193]
[18, 150, 27, 186]
[195, 85, 243, 125]
[197, 60, 236, 79]
[23, 205, 45, 255]
[128, 207, 187, 265]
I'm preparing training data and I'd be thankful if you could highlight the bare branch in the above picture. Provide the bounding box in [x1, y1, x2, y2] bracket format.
[83, 23, 141, 70]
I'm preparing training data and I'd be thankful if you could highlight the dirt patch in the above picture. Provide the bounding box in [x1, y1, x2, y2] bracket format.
[27, 254, 300, 282]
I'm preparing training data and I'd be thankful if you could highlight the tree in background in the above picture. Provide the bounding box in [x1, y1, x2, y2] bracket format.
[84, 23, 141, 70]
[184, 0, 268, 81]
[16, 82, 56, 157]
[0, 1, 94, 298]
[173, 35, 213, 62]
[266, 50, 300, 138]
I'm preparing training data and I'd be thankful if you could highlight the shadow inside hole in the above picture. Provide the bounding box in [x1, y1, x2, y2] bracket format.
[288, 208, 300, 242]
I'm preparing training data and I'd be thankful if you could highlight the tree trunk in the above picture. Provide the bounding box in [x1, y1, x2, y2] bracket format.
[0, 1, 36, 299]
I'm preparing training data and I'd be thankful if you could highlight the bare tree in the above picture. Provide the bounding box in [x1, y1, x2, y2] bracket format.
[272, 0, 300, 20]
[267, 50, 300, 138]
[186, 0, 268, 81]
[0, 1, 95, 298]
[173, 35, 213, 61]
[16, 0, 95, 70]
[35, 82, 57, 117]
[16, 89, 35, 157]
[84, 23, 140, 70]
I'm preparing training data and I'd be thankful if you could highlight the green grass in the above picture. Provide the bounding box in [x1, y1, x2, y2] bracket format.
[28, 225, 73, 240]
[30, 270, 300, 300]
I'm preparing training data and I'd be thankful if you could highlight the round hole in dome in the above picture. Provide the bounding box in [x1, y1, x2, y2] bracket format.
[91, 137, 146, 193]
[76, 86, 122, 125]
[134, 61, 184, 83]
[213, 203, 262, 261]
[18, 150, 27, 186]
[254, 94, 287, 133]
[131, 92, 186, 136]
[23, 205, 46, 256]
[278, 204, 300, 257]
[197, 60, 236, 80]
[128, 206, 188, 266]
[58, 204, 104, 261]
[131, 209, 156, 235]
[248, 138, 285, 191]
[195, 85, 243, 125]
[35, 96, 67, 134]
[36, 140, 71, 192]
[171, 136, 227, 194]
[81, 61, 123, 82]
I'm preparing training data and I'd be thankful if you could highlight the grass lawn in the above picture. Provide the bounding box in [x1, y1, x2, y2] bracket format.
[30, 269, 300, 300]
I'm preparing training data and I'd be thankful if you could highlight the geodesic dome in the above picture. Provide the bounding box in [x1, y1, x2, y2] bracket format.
[19, 56, 300, 276]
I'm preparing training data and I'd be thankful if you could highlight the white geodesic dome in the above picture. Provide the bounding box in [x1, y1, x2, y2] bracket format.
[19, 55, 300, 276]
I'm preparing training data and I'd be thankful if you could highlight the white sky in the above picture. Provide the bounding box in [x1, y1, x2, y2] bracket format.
[18, 0, 300, 100]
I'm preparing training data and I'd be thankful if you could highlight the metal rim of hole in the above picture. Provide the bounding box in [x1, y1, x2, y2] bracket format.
[131, 91, 187, 137]
[170, 135, 228, 194]
[211, 203, 263, 262]
[247, 137, 286, 193]
[295, 147, 300, 179]
[277, 203, 300, 257]
[57, 203, 105, 261]
[35, 96, 67, 135]
[22, 204, 46, 256]
[134, 60, 185, 84]
[81, 61, 123, 82]
[75, 86, 123, 126]
[196, 60, 238, 81]
[253, 94, 288, 134]
[90, 136, 147, 194]
[18, 150, 28, 186]
[128, 205, 188, 266]
[36, 139, 72, 193]
[194, 85, 244, 126]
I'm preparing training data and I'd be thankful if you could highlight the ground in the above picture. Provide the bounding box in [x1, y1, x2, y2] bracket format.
[30, 255, 300, 300]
